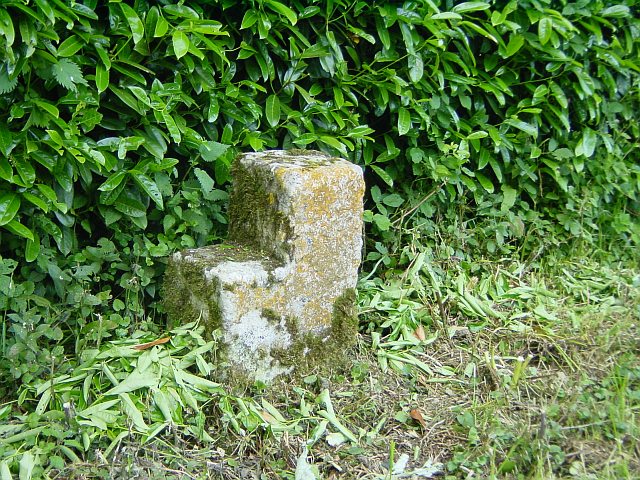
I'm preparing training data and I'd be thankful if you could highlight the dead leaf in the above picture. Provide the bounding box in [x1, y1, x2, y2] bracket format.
[413, 324, 426, 341]
[410, 408, 427, 429]
[132, 337, 171, 350]
[259, 410, 278, 424]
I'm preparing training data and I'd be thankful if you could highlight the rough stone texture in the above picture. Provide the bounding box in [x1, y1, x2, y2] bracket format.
[164, 150, 364, 383]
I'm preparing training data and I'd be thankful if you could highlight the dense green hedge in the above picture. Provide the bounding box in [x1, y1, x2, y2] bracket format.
[0, 0, 638, 387]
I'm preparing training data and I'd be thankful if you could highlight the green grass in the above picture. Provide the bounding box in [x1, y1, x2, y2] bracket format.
[354, 251, 639, 480]
[1, 240, 638, 479]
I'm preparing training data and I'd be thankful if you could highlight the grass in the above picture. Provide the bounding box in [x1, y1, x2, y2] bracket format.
[1, 235, 638, 479]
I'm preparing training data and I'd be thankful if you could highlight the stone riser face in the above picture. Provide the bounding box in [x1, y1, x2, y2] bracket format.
[164, 150, 364, 382]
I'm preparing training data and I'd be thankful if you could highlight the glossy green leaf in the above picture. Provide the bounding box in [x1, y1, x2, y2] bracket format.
[538, 18, 552, 46]
[118, 136, 145, 159]
[163, 4, 199, 19]
[36, 184, 57, 203]
[98, 171, 127, 192]
[145, 6, 160, 39]
[114, 195, 146, 218]
[503, 35, 524, 58]
[347, 25, 375, 44]
[461, 20, 498, 43]
[34, 0, 55, 23]
[154, 16, 169, 37]
[265, 94, 280, 128]
[172, 30, 189, 59]
[346, 126, 375, 138]
[319, 136, 348, 156]
[504, 118, 538, 137]
[5, 219, 33, 241]
[475, 172, 494, 193]
[120, 3, 145, 44]
[600, 5, 630, 17]
[186, 20, 226, 36]
[581, 128, 597, 157]
[25, 234, 40, 262]
[46, 129, 64, 148]
[132, 172, 164, 209]
[375, 16, 391, 50]
[397, 107, 411, 136]
[112, 63, 147, 86]
[141, 126, 167, 159]
[549, 82, 568, 109]
[408, 53, 424, 83]
[573, 156, 585, 173]
[94, 44, 111, 69]
[0, 122, 12, 157]
[264, 0, 297, 25]
[32, 99, 59, 118]
[501, 185, 517, 212]
[162, 111, 181, 143]
[0, 192, 20, 225]
[452, 2, 490, 13]
[241, 10, 259, 29]
[467, 131, 488, 140]
[95, 64, 109, 93]
[23, 192, 48, 212]
[14, 157, 35, 186]
[458, 175, 475, 193]
[431, 12, 462, 20]
[0, 10, 15, 47]
[57, 35, 84, 57]
[371, 165, 393, 187]
[0, 157, 12, 180]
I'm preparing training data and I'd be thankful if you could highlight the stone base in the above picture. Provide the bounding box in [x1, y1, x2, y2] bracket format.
[164, 243, 358, 383]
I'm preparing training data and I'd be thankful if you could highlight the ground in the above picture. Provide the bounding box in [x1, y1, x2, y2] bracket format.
[46, 250, 639, 480]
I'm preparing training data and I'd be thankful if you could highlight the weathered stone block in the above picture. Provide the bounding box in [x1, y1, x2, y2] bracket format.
[164, 150, 364, 382]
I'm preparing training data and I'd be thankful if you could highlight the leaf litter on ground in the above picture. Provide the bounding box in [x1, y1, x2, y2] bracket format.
[1, 249, 638, 479]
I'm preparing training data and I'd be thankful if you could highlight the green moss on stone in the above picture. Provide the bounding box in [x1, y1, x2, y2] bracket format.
[163, 242, 273, 331]
[271, 288, 359, 376]
[228, 161, 293, 263]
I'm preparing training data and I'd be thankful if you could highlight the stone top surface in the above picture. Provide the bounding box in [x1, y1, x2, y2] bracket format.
[239, 149, 361, 172]
[177, 243, 279, 270]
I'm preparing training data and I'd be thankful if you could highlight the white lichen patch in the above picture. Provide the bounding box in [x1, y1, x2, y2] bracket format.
[205, 261, 269, 286]
[225, 310, 293, 382]
[272, 262, 294, 282]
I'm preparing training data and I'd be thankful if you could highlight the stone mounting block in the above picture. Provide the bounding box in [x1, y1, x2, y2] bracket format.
[164, 150, 365, 383]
